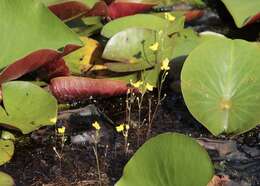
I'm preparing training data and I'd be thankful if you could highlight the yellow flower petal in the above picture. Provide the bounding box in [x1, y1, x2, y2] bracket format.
[50, 117, 57, 123]
[145, 83, 154, 91]
[125, 124, 130, 130]
[164, 12, 176, 22]
[92, 121, 101, 130]
[149, 42, 159, 51]
[57, 126, 66, 134]
[158, 30, 163, 36]
[161, 58, 170, 71]
[116, 124, 125, 132]
[130, 80, 143, 88]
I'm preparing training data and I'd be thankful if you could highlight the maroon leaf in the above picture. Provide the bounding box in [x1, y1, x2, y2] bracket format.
[85, 1, 108, 17]
[49, 76, 130, 102]
[37, 59, 70, 80]
[37, 44, 80, 80]
[63, 44, 82, 55]
[49, 1, 109, 20]
[107, 2, 155, 19]
[48, 1, 90, 20]
[184, 10, 204, 22]
[0, 50, 59, 85]
[0, 45, 80, 85]
[246, 12, 260, 26]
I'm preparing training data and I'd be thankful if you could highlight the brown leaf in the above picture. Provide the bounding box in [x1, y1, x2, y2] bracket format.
[0, 45, 80, 85]
[48, 1, 90, 21]
[49, 76, 130, 102]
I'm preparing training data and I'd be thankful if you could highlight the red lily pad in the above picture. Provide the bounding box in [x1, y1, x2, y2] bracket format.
[0, 50, 58, 85]
[49, 76, 130, 102]
[48, 1, 90, 20]
[0, 45, 80, 85]
[37, 59, 70, 80]
[85, 1, 108, 17]
[246, 12, 260, 26]
[184, 10, 204, 22]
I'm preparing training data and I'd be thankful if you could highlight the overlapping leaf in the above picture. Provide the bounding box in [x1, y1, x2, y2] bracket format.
[0, 0, 81, 84]
[221, 0, 260, 28]
[64, 37, 104, 75]
[101, 14, 184, 38]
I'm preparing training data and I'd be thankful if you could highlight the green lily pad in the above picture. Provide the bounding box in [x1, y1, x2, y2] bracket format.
[0, 172, 14, 186]
[0, 81, 58, 134]
[101, 14, 184, 38]
[181, 37, 260, 135]
[220, 0, 260, 28]
[116, 133, 213, 186]
[102, 28, 157, 71]
[0, 139, 14, 166]
[0, 0, 81, 70]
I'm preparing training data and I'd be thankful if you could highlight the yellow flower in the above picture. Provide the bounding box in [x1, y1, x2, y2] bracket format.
[92, 121, 101, 130]
[130, 79, 143, 88]
[158, 30, 163, 36]
[50, 117, 57, 123]
[164, 12, 176, 22]
[149, 42, 159, 51]
[57, 126, 66, 134]
[125, 124, 130, 130]
[161, 58, 170, 71]
[116, 124, 125, 132]
[145, 83, 154, 91]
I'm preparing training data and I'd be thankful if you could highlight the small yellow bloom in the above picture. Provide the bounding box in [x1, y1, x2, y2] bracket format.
[130, 80, 143, 88]
[149, 42, 159, 51]
[161, 58, 170, 71]
[158, 30, 163, 36]
[125, 124, 130, 130]
[145, 83, 154, 91]
[116, 124, 125, 132]
[92, 121, 101, 130]
[57, 126, 66, 134]
[164, 12, 176, 22]
[50, 117, 57, 123]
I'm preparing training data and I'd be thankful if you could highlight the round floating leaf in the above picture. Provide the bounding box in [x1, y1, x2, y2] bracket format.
[116, 133, 214, 186]
[102, 28, 157, 71]
[0, 81, 58, 134]
[181, 37, 260, 136]
[101, 14, 184, 38]
[0, 172, 14, 186]
[0, 139, 14, 165]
